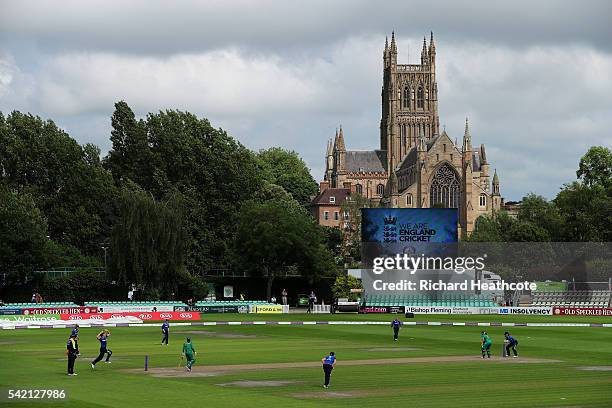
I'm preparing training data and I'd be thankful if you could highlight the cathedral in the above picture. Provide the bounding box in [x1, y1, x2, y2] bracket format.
[318, 32, 503, 237]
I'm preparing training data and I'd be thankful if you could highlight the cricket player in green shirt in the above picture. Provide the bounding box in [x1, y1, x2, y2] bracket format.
[182, 337, 197, 371]
[481, 331, 492, 358]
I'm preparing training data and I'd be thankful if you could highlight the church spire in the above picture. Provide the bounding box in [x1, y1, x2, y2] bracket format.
[418, 124, 426, 151]
[332, 128, 338, 151]
[385, 36, 388, 52]
[336, 125, 346, 151]
[429, 31, 436, 53]
[492, 168, 500, 195]
[421, 36, 428, 65]
[462, 117, 472, 152]
[429, 31, 436, 66]
[391, 31, 397, 52]
[480, 144, 487, 164]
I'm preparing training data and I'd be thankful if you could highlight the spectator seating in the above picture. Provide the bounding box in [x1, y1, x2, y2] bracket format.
[0, 302, 78, 309]
[530, 290, 611, 307]
[363, 293, 497, 307]
[195, 300, 275, 306]
[85, 300, 276, 307]
[85, 301, 186, 307]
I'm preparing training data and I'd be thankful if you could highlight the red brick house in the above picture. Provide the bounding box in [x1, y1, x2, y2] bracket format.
[310, 181, 352, 228]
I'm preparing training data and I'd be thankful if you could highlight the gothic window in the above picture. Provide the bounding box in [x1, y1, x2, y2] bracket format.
[334, 211, 339, 220]
[400, 125, 406, 147]
[417, 86, 424, 109]
[323, 211, 329, 220]
[407, 193, 413, 206]
[403, 86, 410, 109]
[355, 184, 363, 195]
[376, 183, 385, 196]
[429, 163, 460, 209]
[479, 194, 487, 207]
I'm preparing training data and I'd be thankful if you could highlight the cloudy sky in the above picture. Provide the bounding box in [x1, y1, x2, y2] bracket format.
[1, 0, 611, 200]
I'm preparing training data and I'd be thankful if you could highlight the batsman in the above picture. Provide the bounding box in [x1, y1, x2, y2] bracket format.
[182, 337, 197, 372]
[480, 331, 492, 359]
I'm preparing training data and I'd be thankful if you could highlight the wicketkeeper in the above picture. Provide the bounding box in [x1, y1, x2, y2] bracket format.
[504, 331, 519, 358]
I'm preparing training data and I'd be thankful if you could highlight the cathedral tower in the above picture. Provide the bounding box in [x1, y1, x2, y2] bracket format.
[381, 32, 440, 171]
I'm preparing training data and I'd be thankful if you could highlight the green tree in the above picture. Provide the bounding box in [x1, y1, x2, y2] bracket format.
[554, 182, 611, 241]
[109, 184, 187, 295]
[0, 111, 117, 258]
[507, 220, 551, 242]
[235, 199, 334, 300]
[467, 214, 503, 242]
[257, 147, 318, 208]
[340, 193, 377, 263]
[331, 274, 363, 301]
[517, 193, 563, 239]
[0, 187, 49, 283]
[105, 104, 265, 272]
[104, 101, 153, 186]
[577, 146, 612, 188]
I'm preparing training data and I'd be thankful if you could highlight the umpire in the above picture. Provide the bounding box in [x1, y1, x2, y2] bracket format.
[66, 334, 79, 376]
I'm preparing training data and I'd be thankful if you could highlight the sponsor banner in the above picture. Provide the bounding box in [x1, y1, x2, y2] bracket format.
[23, 307, 97, 315]
[553, 307, 612, 316]
[0, 314, 61, 321]
[478, 307, 500, 315]
[97, 305, 175, 313]
[405, 306, 455, 314]
[6, 320, 612, 330]
[0, 309, 22, 315]
[252, 305, 283, 314]
[59, 311, 200, 321]
[360, 306, 404, 314]
[498, 307, 552, 315]
[184, 305, 249, 314]
[403, 306, 500, 315]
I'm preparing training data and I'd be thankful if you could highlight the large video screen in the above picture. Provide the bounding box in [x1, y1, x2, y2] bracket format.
[361, 208, 458, 245]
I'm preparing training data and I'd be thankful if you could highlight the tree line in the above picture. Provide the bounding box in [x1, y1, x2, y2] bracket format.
[1, 102, 609, 300]
[469, 146, 611, 242]
[0, 102, 332, 300]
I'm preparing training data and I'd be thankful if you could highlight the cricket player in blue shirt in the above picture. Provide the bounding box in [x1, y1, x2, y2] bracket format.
[321, 352, 336, 388]
[504, 331, 519, 358]
[391, 318, 403, 341]
[161, 319, 170, 345]
[91, 329, 112, 368]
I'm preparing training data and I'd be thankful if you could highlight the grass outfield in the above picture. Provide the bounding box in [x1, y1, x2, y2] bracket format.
[0, 314, 611, 408]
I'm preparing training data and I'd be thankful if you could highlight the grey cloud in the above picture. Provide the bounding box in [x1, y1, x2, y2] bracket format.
[0, 1, 611, 201]
[1, 0, 611, 56]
